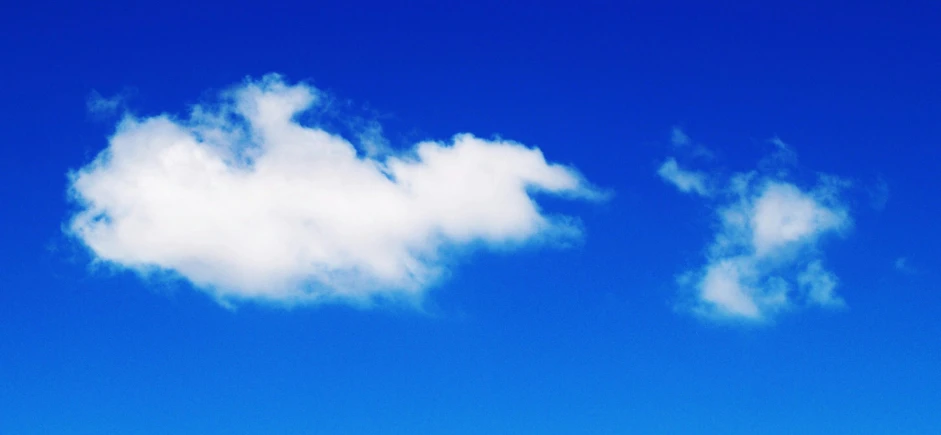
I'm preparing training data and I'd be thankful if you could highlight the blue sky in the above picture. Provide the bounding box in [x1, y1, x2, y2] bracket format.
[2, 1, 940, 433]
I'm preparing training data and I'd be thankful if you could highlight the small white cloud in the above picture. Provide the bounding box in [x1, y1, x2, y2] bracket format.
[750, 183, 848, 256]
[669, 126, 713, 159]
[769, 136, 791, 153]
[356, 120, 392, 158]
[87, 90, 131, 116]
[699, 258, 761, 318]
[661, 132, 852, 322]
[67, 74, 602, 306]
[671, 127, 691, 147]
[760, 136, 799, 175]
[657, 157, 710, 196]
[798, 260, 844, 307]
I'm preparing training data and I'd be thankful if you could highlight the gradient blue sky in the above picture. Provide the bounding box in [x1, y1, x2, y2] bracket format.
[2, 1, 940, 433]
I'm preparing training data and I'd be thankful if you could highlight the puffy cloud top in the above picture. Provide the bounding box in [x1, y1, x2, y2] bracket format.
[68, 75, 600, 305]
[750, 183, 846, 256]
[660, 134, 852, 322]
[698, 178, 850, 319]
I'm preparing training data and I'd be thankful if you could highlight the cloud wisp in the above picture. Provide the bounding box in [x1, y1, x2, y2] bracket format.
[661, 133, 852, 322]
[657, 157, 711, 197]
[67, 74, 602, 306]
[87, 89, 134, 117]
[894, 257, 916, 275]
[670, 126, 714, 159]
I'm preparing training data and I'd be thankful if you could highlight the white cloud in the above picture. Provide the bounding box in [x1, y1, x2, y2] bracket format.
[759, 136, 799, 177]
[671, 127, 691, 146]
[699, 258, 763, 318]
[749, 183, 847, 256]
[657, 158, 710, 196]
[87, 89, 132, 116]
[798, 260, 844, 307]
[769, 136, 791, 153]
[669, 126, 714, 159]
[67, 74, 601, 306]
[662, 134, 852, 322]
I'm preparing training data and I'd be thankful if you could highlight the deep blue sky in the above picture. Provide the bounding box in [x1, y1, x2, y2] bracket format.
[2, 1, 940, 433]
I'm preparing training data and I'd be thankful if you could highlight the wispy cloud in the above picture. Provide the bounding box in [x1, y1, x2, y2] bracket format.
[759, 136, 799, 177]
[894, 257, 916, 274]
[670, 126, 713, 159]
[671, 127, 691, 147]
[86, 89, 133, 116]
[661, 131, 851, 322]
[67, 74, 602, 306]
[657, 158, 711, 196]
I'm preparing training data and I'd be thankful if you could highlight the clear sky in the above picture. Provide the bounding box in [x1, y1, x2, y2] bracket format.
[2, 1, 940, 433]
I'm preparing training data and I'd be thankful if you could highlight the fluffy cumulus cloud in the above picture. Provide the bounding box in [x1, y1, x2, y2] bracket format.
[67, 74, 601, 305]
[661, 135, 851, 321]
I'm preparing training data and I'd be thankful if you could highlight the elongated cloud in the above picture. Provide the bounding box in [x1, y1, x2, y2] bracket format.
[661, 135, 851, 321]
[67, 74, 601, 305]
[657, 158, 710, 196]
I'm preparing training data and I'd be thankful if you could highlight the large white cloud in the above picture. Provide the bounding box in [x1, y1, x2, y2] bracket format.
[67, 74, 601, 305]
[662, 137, 851, 321]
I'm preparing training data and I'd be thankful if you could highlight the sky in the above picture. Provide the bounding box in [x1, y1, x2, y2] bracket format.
[1, 1, 940, 433]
